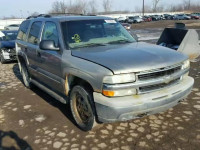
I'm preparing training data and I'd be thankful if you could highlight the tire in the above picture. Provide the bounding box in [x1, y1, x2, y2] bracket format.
[70, 85, 99, 131]
[0, 51, 6, 64]
[21, 63, 32, 88]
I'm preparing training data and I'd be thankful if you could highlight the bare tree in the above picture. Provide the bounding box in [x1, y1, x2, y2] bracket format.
[50, 1, 66, 13]
[31, 12, 40, 16]
[66, 0, 88, 14]
[184, 0, 191, 10]
[152, 0, 161, 12]
[103, 0, 111, 12]
[144, 5, 153, 13]
[3, 15, 18, 20]
[88, 0, 98, 14]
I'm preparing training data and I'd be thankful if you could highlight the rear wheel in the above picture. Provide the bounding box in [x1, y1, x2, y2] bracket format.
[70, 85, 98, 131]
[21, 63, 32, 88]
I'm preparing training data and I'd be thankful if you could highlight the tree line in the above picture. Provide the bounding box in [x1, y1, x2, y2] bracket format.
[2, 0, 200, 19]
[49, 0, 200, 15]
[49, 0, 112, 15]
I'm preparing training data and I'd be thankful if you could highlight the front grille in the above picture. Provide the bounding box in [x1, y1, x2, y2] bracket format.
[136, 64, 184, 94]
[139, 78, 181, 93]
[9, 48, 16, 54]
[138, 66, 181, 81]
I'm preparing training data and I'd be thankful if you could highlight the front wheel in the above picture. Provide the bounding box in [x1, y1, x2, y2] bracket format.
[70, 85, 98, 131]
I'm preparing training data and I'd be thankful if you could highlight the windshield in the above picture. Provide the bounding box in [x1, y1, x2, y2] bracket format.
[62, 19, 136, 49]
[0, 31, 18, 41]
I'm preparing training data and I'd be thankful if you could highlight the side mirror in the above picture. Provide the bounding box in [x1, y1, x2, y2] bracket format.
[39, 40, 59, 51]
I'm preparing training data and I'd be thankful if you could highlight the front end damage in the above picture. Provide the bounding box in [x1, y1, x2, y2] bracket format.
[93, 61, 194, 123]
[1, 48, 17, 62]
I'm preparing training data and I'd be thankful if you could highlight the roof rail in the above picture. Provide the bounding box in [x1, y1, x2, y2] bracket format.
[49, 13, 84, 16]
[26, 13, 96, 20]
[26, 14, 51, 19]
[37, 14, 51, 18]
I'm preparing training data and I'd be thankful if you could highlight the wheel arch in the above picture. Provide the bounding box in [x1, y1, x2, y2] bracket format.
[17, 54, 26, 73]
[65, 74, 94, 97]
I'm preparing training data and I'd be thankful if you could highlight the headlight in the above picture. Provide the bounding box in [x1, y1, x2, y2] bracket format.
[182, 60, 190, 70]
[102, 88, 137, 97]
[103, 73, 136, 84]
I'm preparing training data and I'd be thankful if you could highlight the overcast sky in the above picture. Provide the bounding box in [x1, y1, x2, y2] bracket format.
[0, 0, 197, 18]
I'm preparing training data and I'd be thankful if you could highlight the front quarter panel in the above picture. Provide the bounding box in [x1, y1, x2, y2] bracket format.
[62, 50, 113, 93]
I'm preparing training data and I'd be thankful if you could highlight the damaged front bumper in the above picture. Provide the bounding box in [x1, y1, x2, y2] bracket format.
[94, 76, 194, 123]
[2, 50, 17, 61]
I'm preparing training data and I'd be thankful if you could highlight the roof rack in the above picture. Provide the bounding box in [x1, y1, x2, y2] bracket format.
[26, 14, 51, 19]
[26, 13, 96, 20]
[49, 13, 84, 16]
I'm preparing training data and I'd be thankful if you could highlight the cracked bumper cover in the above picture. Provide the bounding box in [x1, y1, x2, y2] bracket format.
[93, 76, 194, 123]
[2, 52, 17, 61]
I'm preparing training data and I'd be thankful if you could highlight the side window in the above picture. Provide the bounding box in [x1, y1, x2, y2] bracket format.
[17, 20, 30, 41]
[42, 22, 59, 47]
[28, 21, 42, 45]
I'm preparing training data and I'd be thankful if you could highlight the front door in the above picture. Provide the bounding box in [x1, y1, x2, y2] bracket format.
[36, 21, 63, 94]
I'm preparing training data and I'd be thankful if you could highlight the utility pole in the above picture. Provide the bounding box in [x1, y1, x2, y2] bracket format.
[143, 0, 145, 16]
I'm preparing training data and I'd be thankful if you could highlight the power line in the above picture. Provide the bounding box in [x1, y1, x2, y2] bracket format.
[143, 0, 145, 16]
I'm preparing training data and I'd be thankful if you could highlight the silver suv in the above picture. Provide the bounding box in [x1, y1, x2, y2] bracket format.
[16, 15, 194, 131]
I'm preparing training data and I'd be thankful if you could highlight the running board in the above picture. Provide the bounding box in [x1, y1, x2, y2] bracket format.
[31, 79, 67, 104]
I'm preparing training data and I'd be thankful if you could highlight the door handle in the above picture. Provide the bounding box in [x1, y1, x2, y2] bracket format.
[36, 51, 41, 57]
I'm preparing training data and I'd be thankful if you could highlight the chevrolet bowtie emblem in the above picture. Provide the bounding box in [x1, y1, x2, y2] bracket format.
[164, 76, 171, 84]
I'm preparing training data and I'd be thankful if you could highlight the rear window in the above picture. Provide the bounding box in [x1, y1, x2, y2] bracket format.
[17, 20, 31, 41]
[28, 21, 42, 45]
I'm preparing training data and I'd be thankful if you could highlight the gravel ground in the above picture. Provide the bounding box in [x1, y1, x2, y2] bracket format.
[0, 20, 200, 150]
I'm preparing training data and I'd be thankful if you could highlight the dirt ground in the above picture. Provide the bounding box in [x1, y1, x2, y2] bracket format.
[0, 20, 200, 150]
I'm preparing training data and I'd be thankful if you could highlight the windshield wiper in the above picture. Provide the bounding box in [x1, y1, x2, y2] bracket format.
[108, 39, 132, 44]
[73, 43, 106, 49]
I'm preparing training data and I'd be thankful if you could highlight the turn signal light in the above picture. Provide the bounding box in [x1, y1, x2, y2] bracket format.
[102, 90, 115, 97]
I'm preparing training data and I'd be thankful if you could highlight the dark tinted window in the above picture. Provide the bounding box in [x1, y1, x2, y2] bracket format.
[17, 20, 30, 41]
[28, 21, 42, 45]
[42, 22, 59, 47]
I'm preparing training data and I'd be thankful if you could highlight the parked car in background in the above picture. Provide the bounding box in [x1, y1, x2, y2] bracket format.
[117, 17, 126, 23]
[159, 15, 165, 20]
[0, 30, 18, 63]
[174, 14, 191, 20]
[143, 16, 152, 22]
[4, 24, 20, 30]
[163, 14, 174, 20]
[151, 15, 160, 21]
[126, 16, 144, 24]
[121, 23, 131, 30]
[191, 14, 200, 19]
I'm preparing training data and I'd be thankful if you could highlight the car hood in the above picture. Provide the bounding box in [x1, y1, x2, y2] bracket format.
[0, 40, 15, 49]
[71, 42, 188, 74]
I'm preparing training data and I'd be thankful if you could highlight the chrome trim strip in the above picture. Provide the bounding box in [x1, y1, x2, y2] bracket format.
[136, 63, 183, 75]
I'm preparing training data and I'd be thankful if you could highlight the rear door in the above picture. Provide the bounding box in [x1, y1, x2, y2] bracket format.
[36, 21, 63, 93]
[26, 21, 43, 78]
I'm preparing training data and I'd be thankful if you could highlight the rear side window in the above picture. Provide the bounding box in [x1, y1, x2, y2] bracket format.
[17, 20, 30, 41]
[28, 21, 42, 45]
[42, 22, 59, 47]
